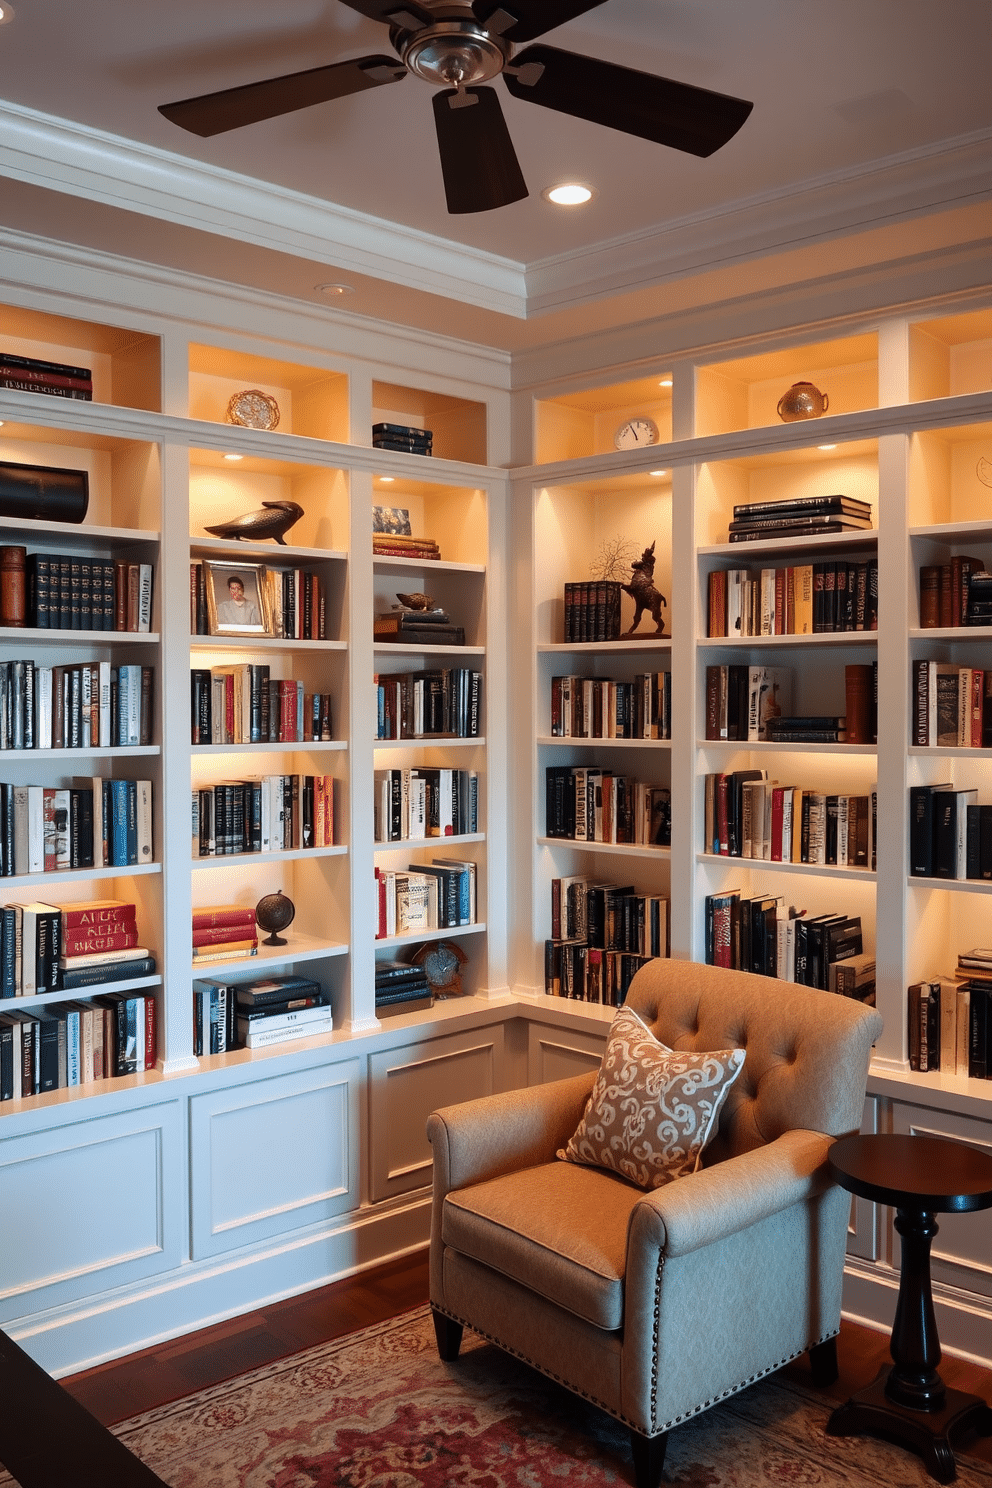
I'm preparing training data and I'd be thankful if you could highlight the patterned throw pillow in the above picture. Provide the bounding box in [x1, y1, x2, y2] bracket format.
[557, 1004, 746, 1190]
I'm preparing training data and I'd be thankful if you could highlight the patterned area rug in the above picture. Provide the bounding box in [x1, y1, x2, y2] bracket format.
[110, 1307, 992, 1487]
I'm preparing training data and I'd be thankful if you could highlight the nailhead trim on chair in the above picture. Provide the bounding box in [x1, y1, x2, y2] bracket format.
[433, 1300, 839, 1440]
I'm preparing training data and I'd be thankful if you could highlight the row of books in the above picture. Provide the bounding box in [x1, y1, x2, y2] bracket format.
[549, 672, 672, 740]
[374, 859, 477, 938]
[550, 874, 671, 957]
[705, 891, 873, 994]
[374, 667, 482, 739]
[0, 548, 153, 632]
[0, 777, 153, 876]
[190, 668, 333, 746]
[190, 563, 328, 640]
[562, 581, 622, 643]
[912, 663, 992, 748]
[727, 494, 873, 543]
[0, 989, 157, 1102]
[544, 945, 655, 1005]
[705, 663, 875, 745]
[919, 557, 991, 629]
[375, 958, 432, 1013]
[374, 767, 478, 842]
[908, 968, 992, 1078]
[909, 786, 992, 880]
[545, 767, 671, 847]
[192, 775, 335, 857]
[0, 351, 93, 401]
[372, 532, 440, 561]
[191, 904, 259, 965]
[0, 898, 153, 998]
[703, 772, 877, 869]
[193, 975, 332, 1054]
[707, 557, 878, 637]
[372, 422, 432, 455]
[0, 662, 153, 750]
[373, 608, 465, 646]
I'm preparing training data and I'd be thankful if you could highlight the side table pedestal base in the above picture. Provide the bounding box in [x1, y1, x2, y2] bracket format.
[826, 1366, 992, 1484]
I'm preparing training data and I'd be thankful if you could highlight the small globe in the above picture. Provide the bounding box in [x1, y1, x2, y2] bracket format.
[255, 892, 295, 946]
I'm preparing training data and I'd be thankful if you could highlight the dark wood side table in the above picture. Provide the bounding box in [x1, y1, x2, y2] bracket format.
[826, 1132, 992, 1483]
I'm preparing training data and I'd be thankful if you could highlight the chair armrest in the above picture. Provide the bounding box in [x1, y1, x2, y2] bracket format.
[427, 1070, 595, 1196]
[628, 1128, 836, 1262]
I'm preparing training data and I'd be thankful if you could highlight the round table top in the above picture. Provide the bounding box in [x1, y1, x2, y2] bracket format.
[828, 1133, 992, 1213]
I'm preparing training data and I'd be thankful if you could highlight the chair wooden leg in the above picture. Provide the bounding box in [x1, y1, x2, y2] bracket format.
[629, 1427, 668, 1488]
[431, 1309, 463, 1361]
[809, 1335, 839, 1387]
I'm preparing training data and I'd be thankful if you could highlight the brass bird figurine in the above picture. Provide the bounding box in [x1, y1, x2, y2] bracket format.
[396, 592, 435, 610]
[205, 500, 304, 545]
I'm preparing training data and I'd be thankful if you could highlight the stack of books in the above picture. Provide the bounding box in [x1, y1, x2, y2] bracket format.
[0, 779, 153, 876]
[60, 899, 153, 992]
[372, 532, 441, 561]
[373, 609, 465, 646]
[918, 556, 990, 629]
[193, 774, 335, 856]
[0, 352, 92, 401]
[728, 494, 873, 542]
[374, 859, 476, 937]
[375, 958, 432, 1013]
[191, 904, 258, 965]
[192, 974, 331, 1053]
[375, 668, 482, 738]
[190, 668, 333, 745]
[372, 422, 432, 456]
[0, 988, 157, 1099]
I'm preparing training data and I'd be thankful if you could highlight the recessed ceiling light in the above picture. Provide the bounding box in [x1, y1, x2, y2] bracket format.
[0, 3, 15, 24]
[818, 444, 837, 451]
[658, 378, 673, 388]
[223, 453, 243, 461]
[650, 470, 668, 477]
[378, 476, 395, 483]
[314, 282, 355, 297]
[543, 183, 594, 206]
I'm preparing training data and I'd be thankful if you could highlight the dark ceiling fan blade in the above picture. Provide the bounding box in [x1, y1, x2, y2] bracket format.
[504, 44, 753, 156]
[432, 86, 528, 213]
[159, 55, 406, 137]
[472, 1, 605, 44]
[336, 0, 435, 26]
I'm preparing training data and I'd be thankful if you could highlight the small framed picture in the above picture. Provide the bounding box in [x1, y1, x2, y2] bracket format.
[372, 506, 412, 535]
[205, 560, 272, 636]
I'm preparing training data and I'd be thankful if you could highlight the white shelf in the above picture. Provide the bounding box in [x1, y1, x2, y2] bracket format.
[12, 974, 162, 1010]
[0, 861, 161, 888]
[192, 846, 347, 869]
[375, 922, 487, 950]
[191, 537, 348, 564]
[537, 735, 670, 749]
[191, 935, 349, 975]
[373, 556, 485, 574]
[699, 529, 879, 558]
[190, 636, 346, 652]
[374, 833, 485, 851]
[191, 739, 346, 754]
[697, 633, 876, 649]
[0, 628, 158, 646]
[537, 640, 671, 654]
[0, 745, 160, 760]
[374, 643, 485, 657]
[907, 876, 992, 894]
[537, 837, 670, 859]
[697, 852, 876, 882]
[0, 519, 159, 546]
[908, 627, 992, 640]
[698, 739, 877, 755]
[374, 735, 484, 748]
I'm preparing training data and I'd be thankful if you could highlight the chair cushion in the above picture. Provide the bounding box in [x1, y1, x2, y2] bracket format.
[558, 1004, 746, 1190]
[442, 1161, 643, 1330]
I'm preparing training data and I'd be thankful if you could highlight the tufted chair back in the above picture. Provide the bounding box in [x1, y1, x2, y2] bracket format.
[623, 958, 882, 1166]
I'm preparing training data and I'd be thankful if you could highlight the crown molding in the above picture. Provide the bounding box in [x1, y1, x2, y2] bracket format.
[523, 129, 992, 316]
[0, 100, 529, 319]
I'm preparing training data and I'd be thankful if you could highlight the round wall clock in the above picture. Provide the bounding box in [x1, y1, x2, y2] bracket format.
[614, 416, 659, 451]
[226, 388, 281, 431]
[413, 940, 467, 998]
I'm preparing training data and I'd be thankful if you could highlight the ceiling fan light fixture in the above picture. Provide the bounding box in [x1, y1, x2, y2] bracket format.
[544, 182, 594, 205]
[0, 3, 15, 23]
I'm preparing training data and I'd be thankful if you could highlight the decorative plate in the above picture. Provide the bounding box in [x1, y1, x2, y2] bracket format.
[226, 388, 281, 430]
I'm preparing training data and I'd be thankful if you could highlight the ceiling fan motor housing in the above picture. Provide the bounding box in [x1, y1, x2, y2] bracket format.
[391, 6, 511, 88]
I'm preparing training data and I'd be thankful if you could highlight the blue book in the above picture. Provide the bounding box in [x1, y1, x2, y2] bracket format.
[126, 779, 138, 865]
[110, 779, 129, 866]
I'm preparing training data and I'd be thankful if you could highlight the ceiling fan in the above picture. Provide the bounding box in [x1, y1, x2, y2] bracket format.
[159, 0, 753, 215]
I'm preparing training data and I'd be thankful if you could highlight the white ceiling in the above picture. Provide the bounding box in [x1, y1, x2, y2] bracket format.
[0, 0, 989, 348]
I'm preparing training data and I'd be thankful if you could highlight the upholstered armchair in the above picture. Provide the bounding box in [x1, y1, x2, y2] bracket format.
[427, 959, 882, 1488]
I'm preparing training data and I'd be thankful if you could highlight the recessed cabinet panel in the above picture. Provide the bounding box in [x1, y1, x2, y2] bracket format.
[0, 1099, 183, 1316]
[909, 312, 992, 403]
[890, 1102, 992, 1299]
[526, 1021, 607, 1084]
[190, 1058, 359, 1258]
[371, 381, 486, 466]
[909, 422, 992, 528]
[190, 454, 349, 553]
[189, 344, 348, 442]
[368, 1027, 504, 1202]
[1, 306, 161, 412]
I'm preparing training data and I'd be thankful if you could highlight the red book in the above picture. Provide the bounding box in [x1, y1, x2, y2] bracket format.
[279, 680, 297, 742]
[770, 786, 785, 862]
[193, 922, 258, 947]
[716, 774, 730, 855]
[971, 668, 984, 749]
[224, 673, 235, 740]
[63, 926, 139, 956]
[62, 900, 136, 929]
[191, 905, 257, 931]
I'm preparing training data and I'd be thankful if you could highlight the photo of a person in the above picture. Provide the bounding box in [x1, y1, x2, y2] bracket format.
[217, 574, 261, 627]
[205, 561, 271, 635]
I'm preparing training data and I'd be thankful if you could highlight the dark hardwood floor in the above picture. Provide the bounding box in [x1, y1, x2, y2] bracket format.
[62, 1248, 992, 1471]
